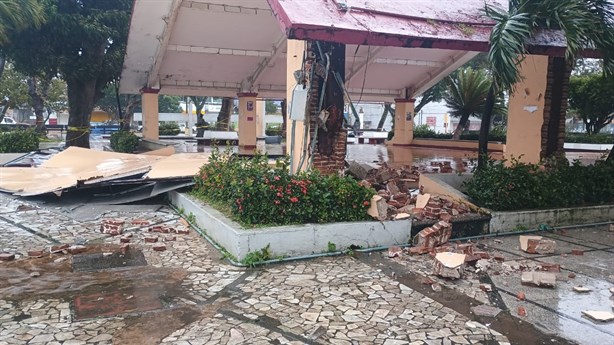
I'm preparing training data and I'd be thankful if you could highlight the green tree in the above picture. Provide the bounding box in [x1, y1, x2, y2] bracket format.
[568, 73, 614, 134]
[6, 0, 132, 147]
[0, 63, 28, 121]
[444, 67, 506, 140]
[265, 100, 278, 114]
[480, 0, 614, 168]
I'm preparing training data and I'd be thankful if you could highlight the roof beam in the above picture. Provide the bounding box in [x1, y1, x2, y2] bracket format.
[409, 51, 478, 97]
[245, 35, 286, 91]
[167, 44, 275, 57]
[147, 0, 183, 88]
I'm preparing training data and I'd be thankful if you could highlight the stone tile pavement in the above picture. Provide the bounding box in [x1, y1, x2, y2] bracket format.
[0, 192, 580, 345]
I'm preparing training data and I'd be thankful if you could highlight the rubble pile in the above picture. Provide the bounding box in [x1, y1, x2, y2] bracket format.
[349, 161, 476, 221]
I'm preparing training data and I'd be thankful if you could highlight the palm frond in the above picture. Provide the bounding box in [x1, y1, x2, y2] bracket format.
[484, 4, 532, 92]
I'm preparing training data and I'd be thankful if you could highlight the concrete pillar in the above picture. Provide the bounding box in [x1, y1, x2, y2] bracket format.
[286, 39, 307, 173]
[388, 98, 415, 146]
[506, 55, 549, 164]
[237, 92, 258, 149]
[256, 100, 265, 138]
[141, 89, 159, 140]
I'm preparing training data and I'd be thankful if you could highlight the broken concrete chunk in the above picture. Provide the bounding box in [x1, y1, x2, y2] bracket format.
[415, 193, 431, 209]
[433, 252, 466, 279]
[388, 246, 402, 258]
[521, 271, 556, 288]
[470, 305, 501, 318]
[479, 284, 493, 292]
[393, 213, 410, 220]
[67, 245, 86, 255]
[519, 235, 556, 254]
[582, 310, 614, 322]
[367, 195, 388, 221]
[573, 286, 592, 293]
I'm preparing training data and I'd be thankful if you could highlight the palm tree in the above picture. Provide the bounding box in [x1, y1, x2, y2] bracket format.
[444, 67, 506, 140]
[0, 0, 46, 78]
[479, 0, 614, 169]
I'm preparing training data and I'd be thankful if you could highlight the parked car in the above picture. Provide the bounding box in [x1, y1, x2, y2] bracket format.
[0, 117, 31, 129]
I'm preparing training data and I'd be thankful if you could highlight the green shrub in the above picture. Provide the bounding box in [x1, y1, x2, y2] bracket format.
[110, 131, 139, 153]
[565, 132, 614, 144]
[412, 126, 507, 142]
[159, 122, 180, 135]
[265, 124, 283, 136]
[0, 129, 39, 153]
[464, 157, 614, 211]
[193, 148, 374, 226]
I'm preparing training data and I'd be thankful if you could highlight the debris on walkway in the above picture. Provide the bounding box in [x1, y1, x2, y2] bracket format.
[521, 271, 557, 288]
[470, 304, 501, 318]
[519, 235, 556, 254]
[433, 252, 466, 279]
[0, 147, 209, 202]
[582, 310, 614, 322]
[573, 286, 592, 293]
[413, 220, 452, 249]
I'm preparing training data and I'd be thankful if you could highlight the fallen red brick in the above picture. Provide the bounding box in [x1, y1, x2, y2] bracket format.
[518, 306, 527, 317]
[144, 237, 158, 243]
[568, 272, 576, 279]
[540, 263, 561, 272]
[120, 237, 131, 243]
[164, 236, 176, 242]
[517, 292, 526, 301]
[571, 249, 584, 256]
[28, 250, 44, 258]
[0, 253, 15, 261]
[153, 245, 167, 252]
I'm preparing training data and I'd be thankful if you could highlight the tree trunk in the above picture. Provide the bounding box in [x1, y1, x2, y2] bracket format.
[216, 97, 232, 131]
[0, 55, 5, 80]
[451, 114, 470, 140]
[194, 98, 207, 137]
[376, 104, 390, 131]
[27, 76, 49, 133]
[543, 57, 571, 159]
[281, 98, 287, 138]
[121, 95, 139, 131]
[65, 78, 97, 148]
[477, 85, 495, 171]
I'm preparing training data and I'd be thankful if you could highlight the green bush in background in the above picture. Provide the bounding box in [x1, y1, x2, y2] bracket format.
[565, 132, 614, 144]
[110, 131, 139, 153]
[0, 129, 39, 153]
[464, 157, 614, 211]
[193, 148, 374, 226]
[159, 122, 180, 136]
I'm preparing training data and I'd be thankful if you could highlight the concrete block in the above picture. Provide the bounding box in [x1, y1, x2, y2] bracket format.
[433, 252, 466, 279]
[521, 271, 556, 288]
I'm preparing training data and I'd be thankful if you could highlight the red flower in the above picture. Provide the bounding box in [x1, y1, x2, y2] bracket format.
[274, 176, 280, 181]
[277, 192, 283, 197]
[274, 200, 281, 205]
[290, 197, 299, 203]
[363, 201, 370, 206]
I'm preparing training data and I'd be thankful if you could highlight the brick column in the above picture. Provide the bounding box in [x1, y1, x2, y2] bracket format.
[141, 88, 160, 140]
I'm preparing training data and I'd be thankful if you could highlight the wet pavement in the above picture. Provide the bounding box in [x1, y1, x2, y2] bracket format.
[1, 191, 612, 344]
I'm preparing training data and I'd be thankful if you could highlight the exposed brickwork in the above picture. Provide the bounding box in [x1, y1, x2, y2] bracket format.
[304, 41, 347, 175]
[541, 56, 572, 159]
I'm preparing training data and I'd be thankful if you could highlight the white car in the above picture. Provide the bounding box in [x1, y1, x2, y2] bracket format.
[0, 117, 17, 125]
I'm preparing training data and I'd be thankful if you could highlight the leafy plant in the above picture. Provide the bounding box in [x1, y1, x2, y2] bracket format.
[327, 241, 337, 252]
[110, 131, 139, 153]
[159, 122, 180, 136]
[565, 133, 614, 144]
[242, 244, 272, 267]
[0, 129, 39, 153]
[193, 147, 374, 226]
[464, 157, 614, 211]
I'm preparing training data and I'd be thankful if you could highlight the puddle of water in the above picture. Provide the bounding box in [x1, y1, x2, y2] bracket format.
[72, 250, 148, 272]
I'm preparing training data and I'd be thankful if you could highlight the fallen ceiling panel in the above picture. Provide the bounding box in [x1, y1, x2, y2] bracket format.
[145, 153, 210, 179]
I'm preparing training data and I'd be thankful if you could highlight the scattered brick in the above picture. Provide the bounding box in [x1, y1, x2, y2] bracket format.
[517, 292, 526, 301]
[67, 245, 86, 255]
[50, 244, 69, 253]
[433, 252, 466, 279]
[120, 244, 130, 254]
[518, 306, 527, 317]
[120, 237, 131, 243]
[520, 235, 556, 254]
[153, 245, 167, 252]
[388, 246, 403, 258]
[100, 219, 125, 235]
[144, 237, 158, 243]
[521, 271, 556, 288]
[408, 246, 429, 255]
[413, 221, 452, 249]
[164, 236, 176, 242]
[179, 218, 190, 227]
[0, 253, 15, 261]
[175, 229, 190, 235]
[479, 284, 493, 292]
[540, 263, 561, 272]
[571, 249, 584, 256]
[28, 250, 44, 258]
[568, 272, 576, 279]
[131, 219, 149, 225]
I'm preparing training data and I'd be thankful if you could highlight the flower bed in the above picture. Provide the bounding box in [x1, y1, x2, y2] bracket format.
[192, 149, 374, 227]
